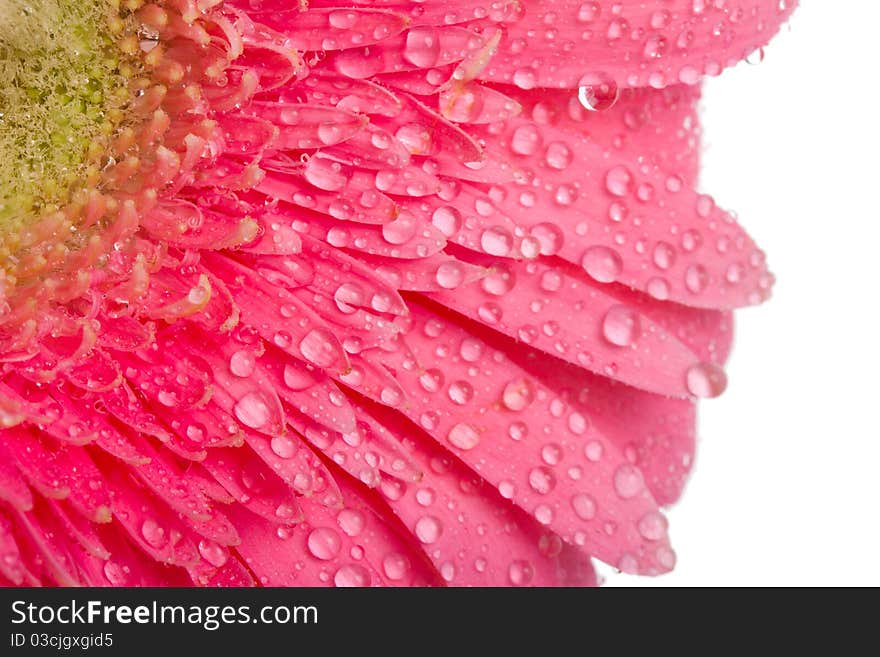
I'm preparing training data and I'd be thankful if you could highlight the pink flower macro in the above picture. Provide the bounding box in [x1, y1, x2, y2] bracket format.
[0, 0, 795, 587]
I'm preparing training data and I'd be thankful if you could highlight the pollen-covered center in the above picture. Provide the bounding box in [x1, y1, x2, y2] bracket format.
[0, 0, 132, 231]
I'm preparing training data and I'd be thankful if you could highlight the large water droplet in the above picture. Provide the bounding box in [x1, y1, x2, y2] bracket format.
[414, 515, 442, 544]
[577, 72, 619, 112]
[502, 379, 535, 411]
[571, 493, 597, 520]
[299, 328, 338, 368]
[685, 362, 728, 398]
[382, 552, 410, 581]
[333, 563, 371, 587]
[234, 392, 272, 430]
[602, 305, 640, 347]
[581, 246, 623, 283]
[613, 464, 644, 499]
[447, 423, 480, 450]
[605, 166, 633, 197]
[229, 350, 256, 377]
[307, 527, 342, 560]
[510, 125, 541, 156]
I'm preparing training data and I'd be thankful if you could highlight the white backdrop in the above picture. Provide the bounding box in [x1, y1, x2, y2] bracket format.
[605, 2, 880, 586]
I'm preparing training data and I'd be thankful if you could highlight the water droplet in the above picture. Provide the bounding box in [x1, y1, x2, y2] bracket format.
[404, 27, 441, 68]
[481, 266, 515, 296]
[653, 242, 676, 270]
[229, 350, 256, 377]
[480, 226, 513, 256]
[584, 440, 604, 462]
[685, 264, 708, 294]
[270, 435, 296, 459]
[234, 392, 272, 430]
[571, 493, 597, 520]
[299, 328, 338, 368]
[283, 364, 313, 391]
[637, 511, 668, 541]
[419, 368, 444, 393]
[431, 206, 462, 237]
[510, 125, 541, 155]
[382, 213, 418, 245]
[577, 72, 619, 111]
[541, 443, 563, 465]
[435, 262, 465, 289]
[613, 464, 644, 499]
[646, 277, 670, 300]
[545, 142, 573, 170]
[198, 539, 228, 567]
[337, 509, 366, 537]
[745, 47, 765, 65]
[582, 246, 623, 283]
[529, 223, 564, 256]
[448, 380, 474, 405]
[141, 519, 167, 548]
[414, 515, 442, 544]
[502, 379, 535, 411]
[528, 466, 556, 495]
[447, 423, 480, 450]
[513, 68, 537, 90]
[334, 563, 371, 587]
[382, 552, 409, 581]
[605, 166, 633, 197]
[307, 527, 342, 560]
[685, 362, 728, 398]
[508, 560, 535, 586]
[602, 305, 640, 347]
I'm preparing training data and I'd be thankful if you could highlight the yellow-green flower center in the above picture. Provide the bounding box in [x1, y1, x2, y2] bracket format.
[0, 0, 132, 231]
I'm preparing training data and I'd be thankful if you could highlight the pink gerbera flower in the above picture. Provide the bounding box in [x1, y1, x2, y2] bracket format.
[0, 0, 794, 587]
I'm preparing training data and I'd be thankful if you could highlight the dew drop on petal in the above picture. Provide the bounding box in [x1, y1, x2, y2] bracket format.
[299, 328, 339, 368]
[637, 511, 668, 541]
[577, 72, 619, 112]
[307, 527, 342, 560]
[545, 142, 573, 170]
[685, 362, 728, 398]
[501, 379, 535, 411]
[447, 423, 480, 450]
[414, 515, 442, 544]
[234, 392, 272, 429]
[528, 466, 556, 495]
[337, 509, 366, 537]
[605, 166, 633, 197]
[480, 226, 513, 256]
[613, 464, 644, 499]
[333, 564, 371, 587]
[581, 246, 623, 283]
[510, 125, 541, 155]
[602, 305, 640, 347]
[508, 560, 535, 586]
[529, 223, 564, 255]
[382, 552, 410, 581]
[435, 261, 465, 289]
[571, 493, 597, 520]
[229, 350, 256, 377]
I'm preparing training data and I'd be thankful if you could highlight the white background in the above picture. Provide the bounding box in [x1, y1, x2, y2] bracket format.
[606, 2, 880, 586]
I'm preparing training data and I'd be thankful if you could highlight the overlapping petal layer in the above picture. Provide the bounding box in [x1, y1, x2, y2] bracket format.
[0, 0, 794, 586]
